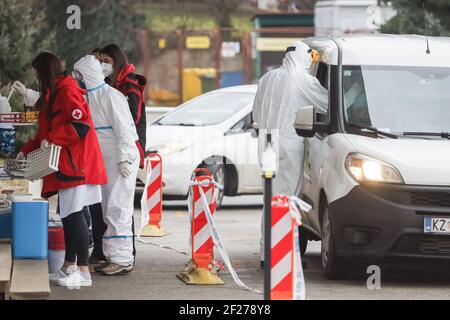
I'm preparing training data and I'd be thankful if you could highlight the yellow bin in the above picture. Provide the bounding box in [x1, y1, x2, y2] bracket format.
[183, 68, 217, 102]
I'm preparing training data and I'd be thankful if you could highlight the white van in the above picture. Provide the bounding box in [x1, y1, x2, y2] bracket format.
[294, 35, 450, 278]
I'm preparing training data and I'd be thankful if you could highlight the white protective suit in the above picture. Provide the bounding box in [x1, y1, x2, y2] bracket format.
[252, 41, 328, 196]
[252, 42, 328, 262]
[74, 55, 140, 266]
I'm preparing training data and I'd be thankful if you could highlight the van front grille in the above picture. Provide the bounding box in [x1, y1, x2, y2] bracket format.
[411, 192, 450, 207]
[365, 185, 450, 209]
[392, 234, 450, 256]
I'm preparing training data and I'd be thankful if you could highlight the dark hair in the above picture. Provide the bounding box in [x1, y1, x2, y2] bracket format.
[91, 48, 101, 55]
[31, 52, 65, 112]
[99, 44, 128, 87]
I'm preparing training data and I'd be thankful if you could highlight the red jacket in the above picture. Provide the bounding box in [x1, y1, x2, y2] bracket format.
[116, 64, 147, 167]
[22, 75, 108, 198]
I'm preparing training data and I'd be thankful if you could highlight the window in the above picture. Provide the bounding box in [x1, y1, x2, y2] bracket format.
[316, 62, 329, 90]
[343, 65, 450, 134]
[157, 92, 255, 127]
[229, 113, 252, 134]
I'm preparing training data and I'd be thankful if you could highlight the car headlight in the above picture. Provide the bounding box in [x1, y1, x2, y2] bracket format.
[345, 153, 404, 184]
[150, 142, 191, 156]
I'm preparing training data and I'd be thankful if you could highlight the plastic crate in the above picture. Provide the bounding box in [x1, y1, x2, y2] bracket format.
[5, 159, 26, 178]
[25, 144, 62, 181]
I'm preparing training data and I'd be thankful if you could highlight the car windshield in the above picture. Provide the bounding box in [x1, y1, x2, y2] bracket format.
[157, 92, 255, 126]
[342, 65, 450, 135]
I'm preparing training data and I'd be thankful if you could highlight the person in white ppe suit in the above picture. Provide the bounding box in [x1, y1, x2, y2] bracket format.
[252, 41, 328, 265]
[73, 55, 140, 275]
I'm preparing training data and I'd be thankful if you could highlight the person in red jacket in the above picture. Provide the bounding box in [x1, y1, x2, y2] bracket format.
[17, 52, 108, 288]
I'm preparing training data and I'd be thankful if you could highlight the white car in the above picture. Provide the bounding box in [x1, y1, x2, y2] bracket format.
[139, 85, 262, 206]
[295, 34, 450, 278]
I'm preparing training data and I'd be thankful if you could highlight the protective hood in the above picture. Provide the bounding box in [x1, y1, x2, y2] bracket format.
[282, 41, 328, 113]
[283, 41, 312, 72]
[73, 55, 105, 90]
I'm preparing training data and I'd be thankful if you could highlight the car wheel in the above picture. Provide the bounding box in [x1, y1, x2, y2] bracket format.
[298, 227, 308, 256]
[202, 163, 225, 209]
[321, 202, 346, 279]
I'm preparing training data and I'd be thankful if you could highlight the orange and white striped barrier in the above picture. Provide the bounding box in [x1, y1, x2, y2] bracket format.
[271, 195, 310, 300]
[140, 154, 170, 237]
[177, 168, 224, 285]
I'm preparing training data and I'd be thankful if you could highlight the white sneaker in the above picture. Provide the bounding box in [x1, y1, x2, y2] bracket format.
[57, 271, 92, 288]
[49, 266, 77, 283]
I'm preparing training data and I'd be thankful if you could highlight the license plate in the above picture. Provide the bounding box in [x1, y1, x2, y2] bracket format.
[424, 217, 450, 234]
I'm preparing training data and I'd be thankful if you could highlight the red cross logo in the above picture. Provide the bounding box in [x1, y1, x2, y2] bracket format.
[72, 109, 83, 120]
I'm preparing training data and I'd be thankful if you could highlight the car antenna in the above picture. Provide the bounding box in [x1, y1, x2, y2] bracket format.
[423, 0, 431, 54]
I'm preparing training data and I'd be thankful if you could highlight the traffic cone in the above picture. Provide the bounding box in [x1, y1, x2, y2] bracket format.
[177, 168, 224, 285]
[140, 154, 170, 237]
[271, 195, 306, 300]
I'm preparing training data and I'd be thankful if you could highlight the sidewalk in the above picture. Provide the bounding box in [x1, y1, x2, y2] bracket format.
[50, 201, 264, 300]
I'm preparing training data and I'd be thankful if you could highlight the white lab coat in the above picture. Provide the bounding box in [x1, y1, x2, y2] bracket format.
[74, 55, 139, 265]
[252, 42, 328, 261]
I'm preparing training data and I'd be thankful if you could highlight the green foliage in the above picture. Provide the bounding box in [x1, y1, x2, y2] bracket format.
[381, 0, 450, 36]
[0, 0, 54, 89]
[42, 0, 146, 69]
[140, 1, 254, 32]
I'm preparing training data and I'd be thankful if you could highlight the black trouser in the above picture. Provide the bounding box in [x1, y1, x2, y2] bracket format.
[89, 203, 136, 262]
[89, 203, 107, 260]
[61, 207, 90, 267]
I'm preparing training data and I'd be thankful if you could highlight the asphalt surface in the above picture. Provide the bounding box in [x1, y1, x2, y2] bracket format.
[51, 196, 450, 300]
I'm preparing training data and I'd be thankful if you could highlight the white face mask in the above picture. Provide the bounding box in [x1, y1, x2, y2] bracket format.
[101, 63, 114, 78]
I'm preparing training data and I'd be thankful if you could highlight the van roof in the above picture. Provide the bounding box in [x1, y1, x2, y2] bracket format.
[305, 34, 450, 68]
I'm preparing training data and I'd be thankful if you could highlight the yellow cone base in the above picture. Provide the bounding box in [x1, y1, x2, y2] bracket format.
[140, 225, 170, 238]
[177, 261, 224, 285]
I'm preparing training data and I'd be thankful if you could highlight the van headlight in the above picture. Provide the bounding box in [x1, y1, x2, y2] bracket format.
[345, 153, 404, 184]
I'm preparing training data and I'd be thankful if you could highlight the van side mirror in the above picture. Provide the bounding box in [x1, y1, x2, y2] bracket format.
[294, 105, 329, 137]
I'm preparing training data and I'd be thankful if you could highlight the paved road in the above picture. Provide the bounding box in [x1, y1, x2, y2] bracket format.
[51, 196, 450, 300]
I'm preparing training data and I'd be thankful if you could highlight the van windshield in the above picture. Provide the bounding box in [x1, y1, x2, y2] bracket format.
[342, 65, 450, 136]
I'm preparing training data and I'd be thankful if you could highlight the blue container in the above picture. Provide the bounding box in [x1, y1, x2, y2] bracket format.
[12, 198, 49, 259]
[221, 71, 243, 88]
[0, 209, 11, 239]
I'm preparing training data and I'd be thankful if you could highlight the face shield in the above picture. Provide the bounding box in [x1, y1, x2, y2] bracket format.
[71, 70, 86, 90]
[72, 70, 83, 81]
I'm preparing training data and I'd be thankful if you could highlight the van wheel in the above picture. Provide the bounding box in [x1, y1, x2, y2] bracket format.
[321, 202, 346, 279]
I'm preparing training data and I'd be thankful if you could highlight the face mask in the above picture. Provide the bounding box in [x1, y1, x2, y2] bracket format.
[77, 80, 87, 90]
[101, 63, 114, 78]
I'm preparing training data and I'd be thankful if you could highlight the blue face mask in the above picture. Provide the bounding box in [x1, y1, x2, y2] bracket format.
[77, 80, 87, 90]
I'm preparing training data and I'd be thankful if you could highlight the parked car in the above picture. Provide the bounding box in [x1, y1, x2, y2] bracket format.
[138, 85, 262, 207]
[145, 106, 175, 124]
[295, 34, 450, 278]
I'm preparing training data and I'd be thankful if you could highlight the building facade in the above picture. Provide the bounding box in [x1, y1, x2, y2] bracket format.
[315, 0, 396, 36]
